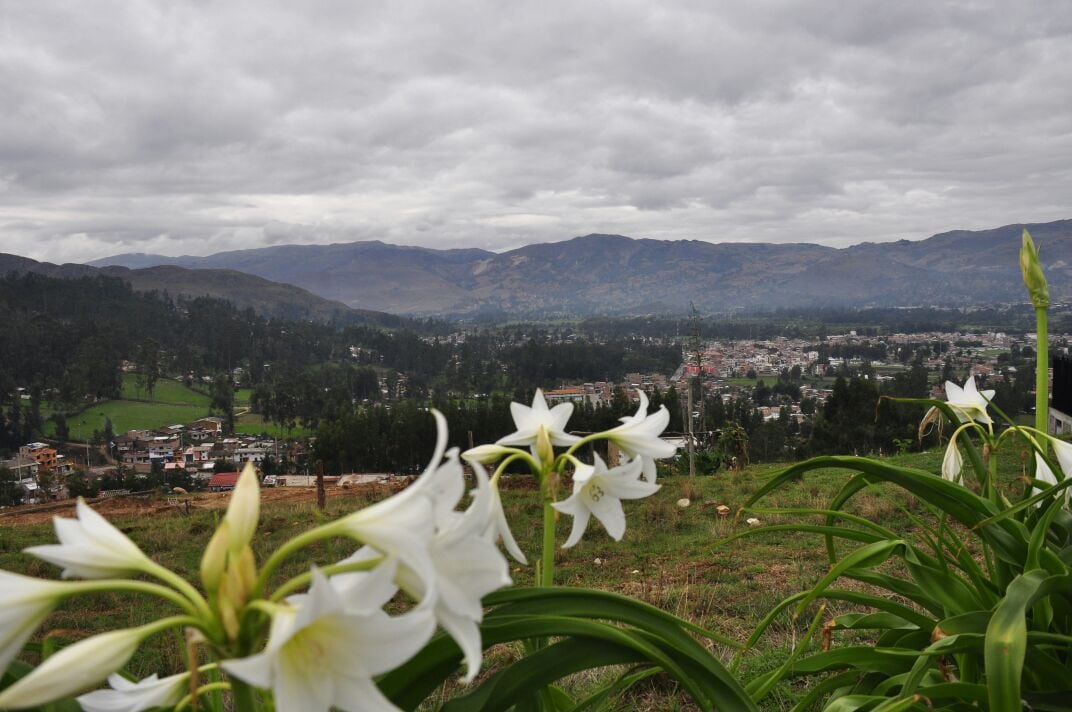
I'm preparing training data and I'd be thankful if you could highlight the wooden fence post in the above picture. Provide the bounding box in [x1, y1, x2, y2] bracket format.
[316, 460, 326, 511]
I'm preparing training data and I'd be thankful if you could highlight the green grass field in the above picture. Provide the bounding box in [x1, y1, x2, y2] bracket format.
[119, 375, 210, 405]
[52, 401, 211, 441]
[0, 443, 1026, 709]
[233, 412, 311, 438]
[44, 375, 214, 440]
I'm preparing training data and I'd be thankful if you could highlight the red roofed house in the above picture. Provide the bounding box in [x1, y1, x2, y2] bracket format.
[207, 471, 241, 492]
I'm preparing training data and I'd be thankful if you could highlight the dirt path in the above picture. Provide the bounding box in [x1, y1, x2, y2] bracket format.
[0, 483, 400, 526]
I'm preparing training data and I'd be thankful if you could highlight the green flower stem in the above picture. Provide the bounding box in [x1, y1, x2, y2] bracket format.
[491, 451, 541, 479]
[541, 492, 556, 587]
[1036, 305, 1049, 436]
[270, 556, 384, 601]
[252, 523, 339, 598]
[231, 678, 258, 712]
[66, 579, 202, 619]
[136, 615, 204, 640]
[142, 560, 214, 621]
[987, 449, 999, 502]
[557, 433, 603, 466]
[246, 599, 282, 617]
[175, 682, 231, 712]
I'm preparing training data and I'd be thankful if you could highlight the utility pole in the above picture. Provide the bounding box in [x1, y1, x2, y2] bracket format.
[686, 304, 703, 477]
[686, 379, 695, 477]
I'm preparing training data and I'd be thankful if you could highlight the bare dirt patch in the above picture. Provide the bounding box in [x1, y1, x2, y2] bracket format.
[0, 482, 404, 526]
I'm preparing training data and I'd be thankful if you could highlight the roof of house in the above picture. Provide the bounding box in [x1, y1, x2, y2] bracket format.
[208, 471, 241, 488]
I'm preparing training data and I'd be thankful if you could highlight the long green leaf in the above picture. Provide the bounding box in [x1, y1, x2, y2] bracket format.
[792, 540, 906, 619]
[485, 587, 742, 649]
[380, 613, 757, 711]
[439, 635, 647, 712]
[567, 667, 659, 712]
[745, 605, 826, 702]
[749, 456, 1027, 564]
[985, 571, 1072, 711]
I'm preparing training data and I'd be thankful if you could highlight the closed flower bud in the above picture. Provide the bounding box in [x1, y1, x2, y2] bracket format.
[224, 462, 261, 554]
[231, 545, 257, 604]
[217, 575, 241, 641]
[0, 627, 145, 709]
[535, 425, 555, 469]
[462, 443, 516, 465]
[1020, 228, 1049, 308]
[200, 521, 230, 593]
[0, 572, 69, 675]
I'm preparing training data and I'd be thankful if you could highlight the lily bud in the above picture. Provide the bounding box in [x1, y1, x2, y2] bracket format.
[232, 545, 257, 604]
[217, 575, 241, 641]
[0, 572, 68, 674]
[941, 437, 963, 482]
[1020, 228, 1049, 308]
[0, 627, 145, 709]
[224, 462, 260, 554]
[462, 443, 515, 465]
[199, 521, 230, 593]
[535, 425, 555, 468]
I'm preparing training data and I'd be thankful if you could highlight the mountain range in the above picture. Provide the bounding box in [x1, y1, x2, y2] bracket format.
[86, 219, 1072, 317]
[0, 253, 406, 326]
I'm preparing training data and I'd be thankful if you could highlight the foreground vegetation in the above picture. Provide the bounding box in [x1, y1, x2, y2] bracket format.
[0, 443, 1031, 709]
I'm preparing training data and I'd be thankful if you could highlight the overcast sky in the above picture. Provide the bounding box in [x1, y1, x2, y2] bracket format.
[1, 1, 1070, 263]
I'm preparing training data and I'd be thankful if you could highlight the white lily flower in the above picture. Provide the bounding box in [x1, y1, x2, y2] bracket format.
[223, 569, 435, 712]
[1048, 436, 1072, 478]
[24, 498, 152, 579]
[553, 455, 660, 548]
[941, 437, 963, 483]
[1031, 452, 1067, 507]
[0, 572, 67, 675]
[332, 410, 463, 597]
[78, 672, 189, 712]
[394, 462, 511, 682]
[944, 376, 995, 424]
[224, 461, 261, 553]
[0, 627, 145, 709]
[314, 553, 400, 616]
[496, 389, 580, 450]
[484, 477, 527, 564]
[603, 391, 676, 482]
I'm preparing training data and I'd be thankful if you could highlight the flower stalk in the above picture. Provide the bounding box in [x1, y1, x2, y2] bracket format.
[1036, 303, 1048, 435]
[541, 495, 556, 587]
[1021, 228, 1050, 435]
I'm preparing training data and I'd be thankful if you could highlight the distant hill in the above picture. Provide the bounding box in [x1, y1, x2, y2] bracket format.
[0, 254, 406, 326]
[90, 219, 1072, 316]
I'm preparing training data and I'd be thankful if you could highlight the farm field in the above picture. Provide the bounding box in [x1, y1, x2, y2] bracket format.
[45, 376, 222, 441]
[47, 400, 210, 441]
[233, 411, 311, 438]
[0, 443, 1027, 709]
[119, 375, 211, 405]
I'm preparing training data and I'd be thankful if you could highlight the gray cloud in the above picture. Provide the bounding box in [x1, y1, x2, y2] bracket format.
[1, 0, 1070, 262]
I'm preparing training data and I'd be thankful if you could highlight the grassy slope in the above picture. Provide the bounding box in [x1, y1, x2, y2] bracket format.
[47, 375, 212, 440]
[0, 443, 1027, 709]
[232, 412, 311, 438]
